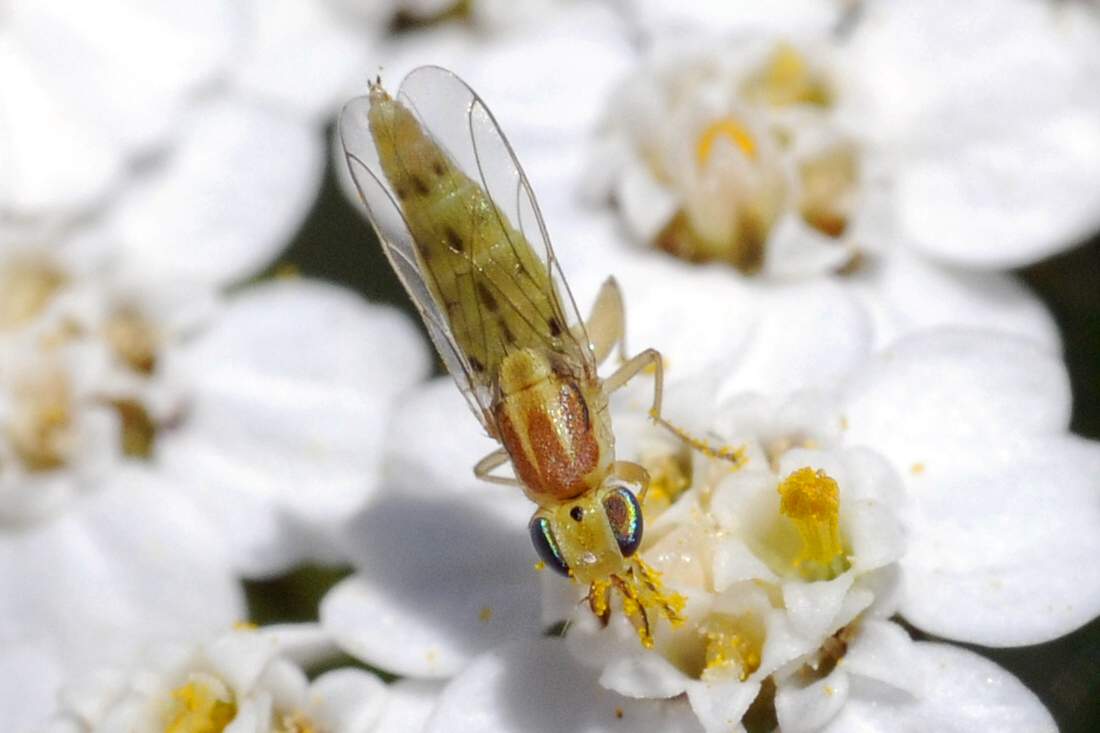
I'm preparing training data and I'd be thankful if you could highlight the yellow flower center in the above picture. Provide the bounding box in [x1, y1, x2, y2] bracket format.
[702, 613, 765, 681]
[695, 118, 758, 167]
[164, 678, 236, 733]
[0, 257, 66, 331]
[777, 467, 848, 580]
[742, 43, 832, 108]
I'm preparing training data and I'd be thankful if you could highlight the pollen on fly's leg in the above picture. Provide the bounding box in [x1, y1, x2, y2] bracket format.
[585, 558, 687, 648]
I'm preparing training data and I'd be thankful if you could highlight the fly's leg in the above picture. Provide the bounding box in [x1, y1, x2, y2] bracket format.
[605, 348, 746, 468]
[577, 277, 628, 367]
[473, 447, 522, 487]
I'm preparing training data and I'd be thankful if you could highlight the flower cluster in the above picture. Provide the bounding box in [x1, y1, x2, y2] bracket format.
[4, 1, 1100, 732]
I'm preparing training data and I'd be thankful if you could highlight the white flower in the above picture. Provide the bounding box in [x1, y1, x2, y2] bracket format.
[42, 626, 436, 733]
[319, 316, 1100, 730]
[0, 0, 237, 236]
[587, 0, 1100, 274]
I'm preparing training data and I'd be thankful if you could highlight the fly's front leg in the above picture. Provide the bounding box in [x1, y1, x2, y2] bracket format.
[605, 348, 746, 468]
[473, 447, 522, 487]
[577, 277, 627, 367]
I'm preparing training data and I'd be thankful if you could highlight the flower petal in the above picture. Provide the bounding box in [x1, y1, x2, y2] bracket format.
[307, 668, 388, 733]
[425, 638, 705, 733]
[824, 641, 1056, 733]
[0, 468, 243, 675]
[898, 435, 1100, 646]
[375, 679, 442, 733]
[851, 248, 1059, 352]
[841, 328, 1071, 468]
[106, 97, 322, 288]
[775, 668, 849, 733]
[161, 280, 428, 574]
[0, 640, 63, 733]
[320, 475, 541, 679]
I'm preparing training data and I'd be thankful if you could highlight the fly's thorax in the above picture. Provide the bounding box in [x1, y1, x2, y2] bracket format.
[495, 349, 613, 503]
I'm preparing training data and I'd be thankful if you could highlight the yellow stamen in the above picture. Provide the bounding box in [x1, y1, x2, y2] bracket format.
[164, 678, 236, 733]
[702, 613, 764, 682]
[777, 467, 848, 580]
[696, 118, 758, 167]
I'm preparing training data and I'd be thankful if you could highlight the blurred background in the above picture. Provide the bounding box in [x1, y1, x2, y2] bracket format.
[3, 0, 1099, 730]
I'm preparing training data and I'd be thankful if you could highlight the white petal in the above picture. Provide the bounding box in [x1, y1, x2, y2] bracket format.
[841, 619, 922, 697]
[425, 639, 704, 733]
[234, 0, 372, 120]
[0, 468, 243, 675]
[851, 248, 1060, 352]
[320, 476, 541, 678]
[106, 97, 322, 288]
[782, 573, 856, 643]
[775, 668, 849, 733]
[9, 0, 235, 156]
[375, 679, 442, 733]
[0, 40, 122, 219]
[898, 435, 1100, 646]
[308, 668, 388, 733]
[0, 640, 63, 733]
[841, 329, 1071, 468]
[616, 158, 679, 244]
[625, 0, 841, 38]
[825, 641, 1056, 733]
[686, 677, 760, 733]
[161, 281, 428, 572]
[849, 0, 1100, 266]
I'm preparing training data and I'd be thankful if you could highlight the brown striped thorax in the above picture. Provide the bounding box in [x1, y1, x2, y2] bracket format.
[341, 68, 688, 644]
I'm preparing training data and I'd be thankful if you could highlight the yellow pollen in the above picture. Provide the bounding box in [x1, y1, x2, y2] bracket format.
[533, 560, 546, 572]
[641, 451, 692, 517]
[911, 462, 925, 475]
[695, 118, 758, 167]
[777, 467, 847, 580]
[232, 620, 258, 631]
[702, 614, 764, 682]
[479, 606, 493, 622]
[164, 679, 236, 733]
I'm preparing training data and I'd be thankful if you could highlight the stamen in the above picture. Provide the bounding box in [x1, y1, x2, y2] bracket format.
[696, 118, 758, 167]
[103, 308, 159, 374]
[701, 613, 764, 682]
[777, 467, 848, 580]
[164, 677, 236, 733]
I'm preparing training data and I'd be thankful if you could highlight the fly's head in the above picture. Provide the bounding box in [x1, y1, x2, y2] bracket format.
[528, 479, 644, 584]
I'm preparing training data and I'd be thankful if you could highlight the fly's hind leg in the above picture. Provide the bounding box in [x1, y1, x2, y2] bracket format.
[473, 447, 522, 487]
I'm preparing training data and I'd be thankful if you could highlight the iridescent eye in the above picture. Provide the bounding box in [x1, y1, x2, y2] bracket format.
[529, 516, 570, 576]
[603, 486, 643, 557]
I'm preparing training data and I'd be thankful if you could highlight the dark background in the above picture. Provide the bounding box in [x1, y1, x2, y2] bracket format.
[253, 139, 1100, 732]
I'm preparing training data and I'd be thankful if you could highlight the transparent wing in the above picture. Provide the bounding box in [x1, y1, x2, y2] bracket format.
[398, 66, 595, 375]
[340, 92, 495, 430]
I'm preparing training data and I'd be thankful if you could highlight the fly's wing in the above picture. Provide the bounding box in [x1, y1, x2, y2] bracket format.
[398, 66, 596, 378]
[340, 92, 495, 430]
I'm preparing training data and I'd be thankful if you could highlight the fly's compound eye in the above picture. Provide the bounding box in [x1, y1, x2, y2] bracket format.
[529, 516, 570, 576]
[603, 486, 643, 557]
